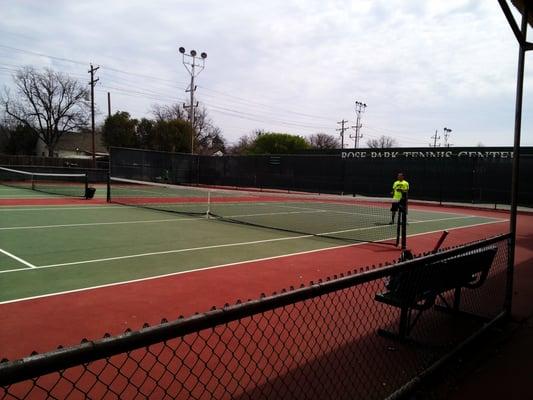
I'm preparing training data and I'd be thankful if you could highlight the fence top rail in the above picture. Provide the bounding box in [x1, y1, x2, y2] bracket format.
[0, 164, 108, 173]
[109, 146, 533, 157]
[0, 232, 511, 386]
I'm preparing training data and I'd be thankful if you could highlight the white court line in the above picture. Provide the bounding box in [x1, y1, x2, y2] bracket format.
[0, 217, 176, 231]
[220, 209, 328, 218]
[281, 200, 482, 219]
[407, 206, 488, 217]
[0, 248, 36, 269]
[0, 196, 50, 199]
[0, 217, 197, 231]
[240, 199, 483, 218]
[0, 215, 502, 274]
[0, 206, 478, 232]
[0, 235, 316, 274]
[0, 209, 328, 231]
[0, 206, 119, 212]
[0, 218, 509, 305]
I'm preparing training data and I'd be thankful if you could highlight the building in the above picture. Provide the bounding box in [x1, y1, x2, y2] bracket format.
[36, 131, 108, 159]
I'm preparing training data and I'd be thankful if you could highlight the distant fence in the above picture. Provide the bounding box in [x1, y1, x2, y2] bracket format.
[0, 154, 109, 171]
[0, 154, 109, 183]
[0, 165, 108, 184]
[6, 148, 533, 207]
[0, 234, 511, 400]
[110, 147, 533, 208]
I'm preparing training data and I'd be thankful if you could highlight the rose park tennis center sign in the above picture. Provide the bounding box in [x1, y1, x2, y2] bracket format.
[339, 146, 533, 159]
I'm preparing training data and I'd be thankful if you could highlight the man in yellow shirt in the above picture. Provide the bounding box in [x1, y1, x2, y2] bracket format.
[390, 172, 409, 224]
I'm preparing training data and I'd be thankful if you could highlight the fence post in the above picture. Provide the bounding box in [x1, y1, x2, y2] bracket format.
[505, 4, 529, 316]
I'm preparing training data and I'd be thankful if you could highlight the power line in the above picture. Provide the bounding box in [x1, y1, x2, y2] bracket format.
[97, 84, 333, 131]
[0, 44, 87, 66]
[363, 125, 429, 145]
[0, 45, 336, 124]
[198, 86, 333, 122]
[0, 45, 455, 145]
[0, 49, 350, 135]
[0, 44, 190, 86]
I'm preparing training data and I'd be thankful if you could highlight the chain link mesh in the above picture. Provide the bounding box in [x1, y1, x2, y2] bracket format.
[1, 234, 510, 400]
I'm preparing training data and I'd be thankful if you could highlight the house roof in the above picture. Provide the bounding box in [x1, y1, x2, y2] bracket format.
[55, 131, 107, 154]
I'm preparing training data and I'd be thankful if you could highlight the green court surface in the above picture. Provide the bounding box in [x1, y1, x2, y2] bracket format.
[0, 185, 505, 303]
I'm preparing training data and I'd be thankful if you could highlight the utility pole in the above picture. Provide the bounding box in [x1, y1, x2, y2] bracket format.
[88, 64, 99, 168]
[443, 127, 452, 147]
[179, 46, 207, 154]
[429, 129, 440, 147]
[107, 92, 111, 118]
[351, 101, 366, 148]
[336, 119, 348, 149]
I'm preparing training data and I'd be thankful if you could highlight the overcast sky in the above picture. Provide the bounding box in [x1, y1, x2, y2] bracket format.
[1, 0, 533, 147]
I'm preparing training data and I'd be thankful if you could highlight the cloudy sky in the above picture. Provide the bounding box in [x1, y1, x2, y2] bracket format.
[1, 0, 533, 148]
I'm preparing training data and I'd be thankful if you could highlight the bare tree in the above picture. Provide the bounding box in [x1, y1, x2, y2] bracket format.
[150, 103, 225, 154]
[227, 130, 263, 154]
[228, 135, 253, 154]
[150, 103, 187, 121]
[366, 135, 398, 149]
[1, 66, 90, 156]
[196, 126, 226, 155]
[308, 133, 340, 149]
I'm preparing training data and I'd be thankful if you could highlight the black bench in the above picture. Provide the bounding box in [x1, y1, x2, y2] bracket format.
[375, 246, 498, 341]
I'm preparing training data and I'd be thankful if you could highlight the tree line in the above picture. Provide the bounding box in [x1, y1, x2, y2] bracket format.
[1, 66, 398, 156]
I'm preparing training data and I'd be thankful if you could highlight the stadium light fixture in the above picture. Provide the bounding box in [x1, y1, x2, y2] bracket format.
[178, 45, 208, 154]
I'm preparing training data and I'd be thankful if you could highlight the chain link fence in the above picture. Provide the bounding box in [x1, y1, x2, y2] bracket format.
[109, 147, 533, 207]
[1, 234, 510, 399]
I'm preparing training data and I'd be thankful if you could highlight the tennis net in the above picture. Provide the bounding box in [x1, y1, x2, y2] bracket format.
[0, 166, 90, 198]
[108, 177, 407, 246]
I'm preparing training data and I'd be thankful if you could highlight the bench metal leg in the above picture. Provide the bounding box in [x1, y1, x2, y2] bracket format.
[399, 307, 409, 338]
[377, 307, 420, 341]
[434, 289, 491, 322]
[453, 287, 461, 311]
[434, 288, 461, 314]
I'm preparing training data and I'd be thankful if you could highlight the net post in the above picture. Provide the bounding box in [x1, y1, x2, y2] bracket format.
[106, 172, 111, 202]
[396, 210, 401, 247]
[401, 197, 408, 250]
[84, 174, 89, 199]
[206, 191, 211, 219]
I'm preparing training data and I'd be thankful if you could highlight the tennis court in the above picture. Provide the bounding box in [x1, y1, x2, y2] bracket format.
[0, 169, 515, 400]
[0, 180, 506, 305]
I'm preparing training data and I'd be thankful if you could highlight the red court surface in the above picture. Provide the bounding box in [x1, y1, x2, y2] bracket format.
[1, 204, 525, 362]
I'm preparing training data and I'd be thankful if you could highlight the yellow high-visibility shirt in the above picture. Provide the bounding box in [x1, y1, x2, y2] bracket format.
[392, 180, 409, 201]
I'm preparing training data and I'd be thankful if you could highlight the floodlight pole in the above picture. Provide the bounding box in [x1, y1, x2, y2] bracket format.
[179, 47, 207, 154]
[443, 127, 452, 147]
